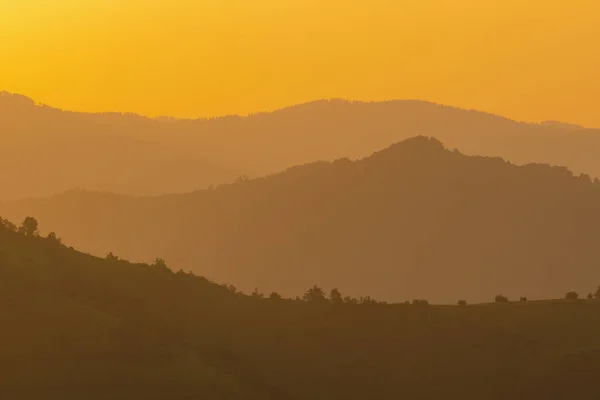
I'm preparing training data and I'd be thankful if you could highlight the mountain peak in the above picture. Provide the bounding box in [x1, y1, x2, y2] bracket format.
[369, 135, 447, 161]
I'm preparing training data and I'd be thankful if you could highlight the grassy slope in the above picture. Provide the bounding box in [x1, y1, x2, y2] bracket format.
[2, 224, 600, 399]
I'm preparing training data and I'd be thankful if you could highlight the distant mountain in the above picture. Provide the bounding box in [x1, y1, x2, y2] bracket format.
[0, 92, 239, 200]
[3, 136, 600, 303]
[2, 91, 600, 200]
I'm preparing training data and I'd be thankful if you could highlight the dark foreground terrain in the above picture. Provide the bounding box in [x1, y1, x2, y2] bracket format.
[1, 218, 600, 399]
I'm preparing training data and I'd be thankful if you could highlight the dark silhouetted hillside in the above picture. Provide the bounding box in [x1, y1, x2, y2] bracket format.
[3, 91, 600, 200]
[2, 217, 600, 399]
[3, 136, 600, 303]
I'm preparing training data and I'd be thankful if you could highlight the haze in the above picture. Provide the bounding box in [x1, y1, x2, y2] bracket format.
[4, 1, 600, 398]
[1, 0, 599, 126]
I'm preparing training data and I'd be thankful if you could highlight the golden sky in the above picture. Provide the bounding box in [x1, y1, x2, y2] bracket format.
[1, 0, 599, 126]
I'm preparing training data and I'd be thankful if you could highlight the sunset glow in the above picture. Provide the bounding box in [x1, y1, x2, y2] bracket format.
[1, 0, 599, 125]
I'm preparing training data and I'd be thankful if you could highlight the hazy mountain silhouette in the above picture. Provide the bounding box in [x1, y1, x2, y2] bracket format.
[3, 136, 600, 303]
[0, 92, 239, 200]
[3, 91, 600, 200]
[2, 216, 600, 399]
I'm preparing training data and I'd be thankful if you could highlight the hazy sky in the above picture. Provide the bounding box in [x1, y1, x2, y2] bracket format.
[1, 0, 599, 125]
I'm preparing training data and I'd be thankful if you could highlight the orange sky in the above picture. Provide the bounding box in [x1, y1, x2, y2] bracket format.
[1, 0, 599, 126]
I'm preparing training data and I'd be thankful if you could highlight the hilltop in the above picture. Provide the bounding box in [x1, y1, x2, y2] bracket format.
[3, 91, 600, 200]
[3, 136, 600, 303]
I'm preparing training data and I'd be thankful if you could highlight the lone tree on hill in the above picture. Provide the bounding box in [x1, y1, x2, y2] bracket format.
[565, 291, 579, 300]
[19, 217, 38, 236]
[495, 294, 509, 303]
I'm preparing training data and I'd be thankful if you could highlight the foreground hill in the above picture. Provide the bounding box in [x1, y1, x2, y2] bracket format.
[3, 91, 600, 200]
[3, 136, 600, 303]
[2, 218, 600, 399]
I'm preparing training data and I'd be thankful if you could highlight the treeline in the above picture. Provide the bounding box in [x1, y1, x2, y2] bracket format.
[244, 284, 389, 305]
[1, 215, 60, 243]
[4, 215, 600, 308]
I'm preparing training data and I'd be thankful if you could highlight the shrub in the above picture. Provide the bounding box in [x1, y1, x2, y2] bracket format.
[412, 299, 430, 307]
[46, 232, 62, 245]
[495, 294, 509, 303]
[565, 291, 579, 301]
[269, 292, 282, 300]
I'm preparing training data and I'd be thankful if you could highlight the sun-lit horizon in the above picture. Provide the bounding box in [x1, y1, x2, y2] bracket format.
[5, 2, 600, 397]
[3, 90, 579, 127]
[1, 0, 599, 126]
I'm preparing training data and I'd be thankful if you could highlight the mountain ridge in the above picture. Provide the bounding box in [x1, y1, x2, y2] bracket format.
[3, 90, 600, 202]
[3, 136, 600, 303]
[0, 91, 548, 125]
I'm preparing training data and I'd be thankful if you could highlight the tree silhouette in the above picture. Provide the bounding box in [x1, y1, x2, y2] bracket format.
[360, 296, 379, 305]
[495, 295, 509, 303]
[269, 292, 282, 300]
[303, 285, 327, 302]
[153, 257, 167, 268]
[251, 288, 264, 298]
[330, 288, 343, 305]
[19, 217, 38, 236]
[520, 297, 528, 302]
[565, 291, 579, 300]
[46, 232, 61, 245]
[0, 218, 16, 232]
[457, 300, 467, 306]
[227, 285, 238, 294]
